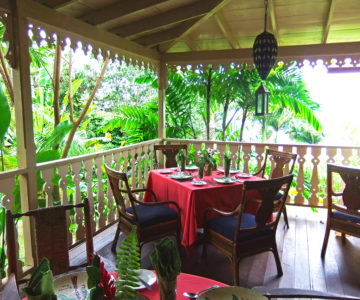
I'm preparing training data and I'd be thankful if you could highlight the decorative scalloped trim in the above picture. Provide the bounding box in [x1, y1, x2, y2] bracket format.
[28, 21, 159, 72]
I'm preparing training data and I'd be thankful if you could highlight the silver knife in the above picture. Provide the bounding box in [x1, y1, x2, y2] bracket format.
[136, 275, 152, 290]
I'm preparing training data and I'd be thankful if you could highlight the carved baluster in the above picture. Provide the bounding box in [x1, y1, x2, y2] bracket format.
[95, 157, 105, 228]
[114, 152, 121, 170]
[341, 148, 352, 166]
[136, 147, 144, 194]
[254, 144, 265, 173]
[242, 144, 251, 173]
[130, 149, 136, 190]
[41, 168, 54, 207]
[294, 146, 307, 205]
[84, 159, 96, 232]
[58, 165, 72, 245]
[217, 144, 226, 167]
[105, 154, 114, 224]
[229, 144, 238, 168]
[324, 147, 338, 207]
[143, 145, 150, 183]
[72, 161, 85, 241]
[309, 147, 321, 206]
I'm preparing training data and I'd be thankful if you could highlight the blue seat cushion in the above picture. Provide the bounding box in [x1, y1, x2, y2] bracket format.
[206, 213, 274, 242]
[125, 204, 178, 227]
[274, 192, 283, 200]
[332, 210, 360, 224]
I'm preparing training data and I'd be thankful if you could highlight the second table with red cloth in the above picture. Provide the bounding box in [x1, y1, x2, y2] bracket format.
[144, 169, 263, 252]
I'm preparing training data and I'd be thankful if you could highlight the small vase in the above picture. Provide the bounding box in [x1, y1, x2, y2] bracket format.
[180, 156, 186, 171]
[224, 161, 230, 177]
[158, 276, 177, 300]
[204, 162, 212, 176]
[198, 166, 204, 180]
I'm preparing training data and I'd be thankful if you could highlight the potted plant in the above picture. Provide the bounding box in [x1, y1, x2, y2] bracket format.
[196, 144, 219, 176]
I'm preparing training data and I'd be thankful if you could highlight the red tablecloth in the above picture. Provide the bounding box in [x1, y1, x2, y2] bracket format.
[144, 169, 262, 252]
[139, 272, 227, 299]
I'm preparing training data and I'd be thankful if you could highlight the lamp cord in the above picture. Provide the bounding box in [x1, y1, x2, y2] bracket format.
[264, 0, 268, 32]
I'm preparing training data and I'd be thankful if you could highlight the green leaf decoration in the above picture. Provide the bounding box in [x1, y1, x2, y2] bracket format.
[0, 84, 10, 144]
[149, 237, 181, 281]
[115, 227, 141, 300]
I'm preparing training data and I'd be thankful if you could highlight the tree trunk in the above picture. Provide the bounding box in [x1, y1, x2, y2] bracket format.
[206, 68, 212, 140]
[261, 116, 266, 142]
[62, 56, 110, 158]
[239, 106, 248, 142]
[222, 93, 230, 141]
[0, 46, 14, 105]
[53, 40, 62, 127]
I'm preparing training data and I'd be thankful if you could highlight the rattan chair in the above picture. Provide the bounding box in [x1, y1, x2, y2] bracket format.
[6, 199, 94, 283]
[105, 164, 181, 254]
[154, 144, 187, 168]
[321, 163, 360, 258]
[253, 149, 297, 229]
[202, 174, 293, 286]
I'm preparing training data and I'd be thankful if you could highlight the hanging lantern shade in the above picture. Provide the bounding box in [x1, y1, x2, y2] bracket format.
[253, 31, 278, 80]
[255, 83, 269, 116]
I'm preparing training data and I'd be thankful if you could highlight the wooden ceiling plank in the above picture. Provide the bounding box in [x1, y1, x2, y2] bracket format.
[112, 1, 217, 38]
[268, 0, 279, 43]
[21, 0, 160, 62]
[134, 18, 201, 47]
[323, 0, 337, 44]
[81, 0, 169, 26]
[160, 0, 233, 53]
[214, 10, 239, 49]
[183, 35, 198, 51]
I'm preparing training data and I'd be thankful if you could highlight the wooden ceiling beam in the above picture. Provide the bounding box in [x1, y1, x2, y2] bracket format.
[134, 18, 201, 47]
[81, 0, 169, 26]
[268, 0, 279, 43]
[36, 0, 75, 9]
[112, 1, 216, 38]
[214, 11, 239, 49]
[21, 0, 160, 62]
[163, 42, 360, 66]
[160, 0, 233, 53]
[323, 0, 336, 44]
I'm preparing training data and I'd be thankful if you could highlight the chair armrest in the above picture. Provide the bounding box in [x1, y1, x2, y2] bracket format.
[333, 204, 360, 217]
[203, 206, 238, 224]
[131, 188, 159, 202]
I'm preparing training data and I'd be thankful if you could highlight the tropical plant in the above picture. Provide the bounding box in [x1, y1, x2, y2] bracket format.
[115, 228, 141, 299]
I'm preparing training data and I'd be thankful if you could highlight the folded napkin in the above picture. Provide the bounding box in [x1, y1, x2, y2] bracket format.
[22, 258, 57, 300]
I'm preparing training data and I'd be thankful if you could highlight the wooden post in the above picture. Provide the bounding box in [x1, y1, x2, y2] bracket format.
[11, 0, 38, 266]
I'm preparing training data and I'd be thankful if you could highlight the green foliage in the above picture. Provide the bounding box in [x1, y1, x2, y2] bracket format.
[0, 84, 10, 145]
[149, 237, 181, 281]
[86, 255, 104, 300]
[38, 121, 73, 151]
[115, 228, 141, 299]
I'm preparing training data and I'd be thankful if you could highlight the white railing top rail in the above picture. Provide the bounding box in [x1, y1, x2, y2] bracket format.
[164, 138, 360, 149]
[0, 168, 27, 180]
[36, 138, 162, 170]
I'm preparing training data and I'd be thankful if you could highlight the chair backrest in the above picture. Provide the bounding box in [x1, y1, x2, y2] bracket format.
[154, 144, 187, 168]
[234, 174, 293, 241]
[6, 199, 93, 282]
[258, 149, 297, 179]
[327, 163, 360, 212]
[104, 164, 137, 220]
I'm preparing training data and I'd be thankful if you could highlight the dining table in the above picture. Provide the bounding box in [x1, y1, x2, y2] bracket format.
[139, 272, 228, 299]
[143, 168, 263, 253]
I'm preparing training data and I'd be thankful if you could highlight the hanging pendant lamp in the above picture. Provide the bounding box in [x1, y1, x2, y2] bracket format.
[253, 0, 278, 116]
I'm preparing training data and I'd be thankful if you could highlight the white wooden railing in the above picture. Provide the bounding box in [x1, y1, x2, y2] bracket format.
[1, 138, 360, 279]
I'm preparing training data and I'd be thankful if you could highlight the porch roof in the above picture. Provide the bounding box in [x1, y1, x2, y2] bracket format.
[2, 0, 360, 70]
